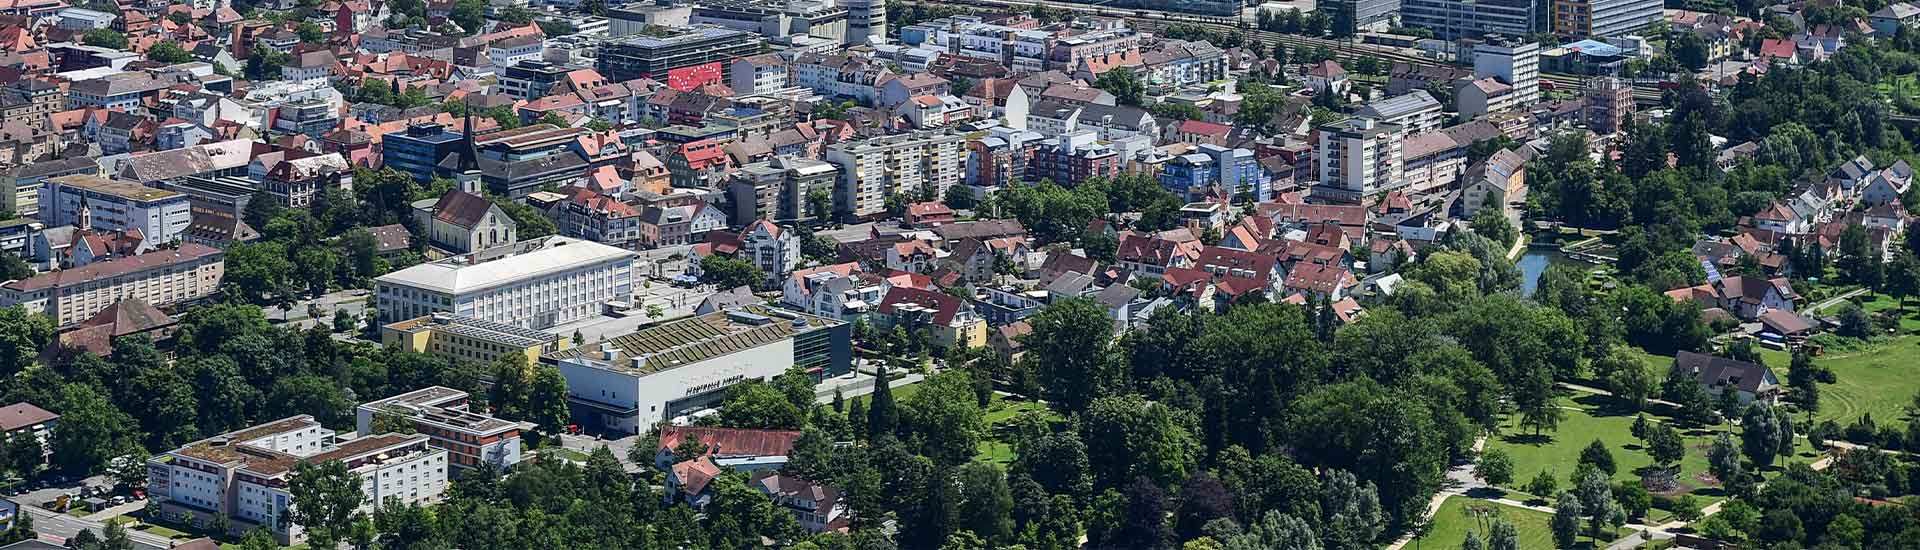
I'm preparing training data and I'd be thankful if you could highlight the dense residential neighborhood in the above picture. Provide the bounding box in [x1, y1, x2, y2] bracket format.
[0, 0, 1911, 547]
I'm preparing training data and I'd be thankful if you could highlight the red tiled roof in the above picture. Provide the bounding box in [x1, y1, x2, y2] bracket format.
[876, 285, 965, 325]
[0, 402, 56, 432]
[658, 426, 801, 458]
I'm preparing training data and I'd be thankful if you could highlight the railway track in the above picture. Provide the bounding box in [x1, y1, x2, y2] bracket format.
[933, 0, 1674, 105]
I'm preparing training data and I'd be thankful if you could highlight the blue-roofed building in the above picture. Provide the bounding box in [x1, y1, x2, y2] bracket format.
[1543, 39, 1631, 75]
[1159, 145, 1269, 201]
[1160, 153, 1214, 197]
[383, 123, 468, 182]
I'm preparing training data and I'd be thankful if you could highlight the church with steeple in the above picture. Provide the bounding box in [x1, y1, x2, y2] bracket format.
[409, 105, 519, 254]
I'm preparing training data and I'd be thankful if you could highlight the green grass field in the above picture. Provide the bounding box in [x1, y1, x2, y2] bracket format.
[1770, 334, 1920, 425]
[1413, 497, 1560, 549]
[1488, 395, 1722, 499]
[1489, 390, 1822, 512]
[974, 394, 1063, 465]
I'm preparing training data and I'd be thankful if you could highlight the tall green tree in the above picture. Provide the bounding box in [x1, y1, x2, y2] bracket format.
[956, 462, 1015, 546]
[50, 384, 137, 475]
[527, 363, 571, 435]
[1021, 298, 1117, 411]
[288, 460, 365, 549]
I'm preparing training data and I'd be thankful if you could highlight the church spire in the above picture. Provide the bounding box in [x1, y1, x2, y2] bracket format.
[456, 97, 483, 195]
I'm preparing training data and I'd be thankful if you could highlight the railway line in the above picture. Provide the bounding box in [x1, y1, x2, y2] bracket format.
[933, 0, 1672, 104]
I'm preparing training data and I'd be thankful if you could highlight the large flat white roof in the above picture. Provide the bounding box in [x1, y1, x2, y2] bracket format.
[376, 236, 636, 295]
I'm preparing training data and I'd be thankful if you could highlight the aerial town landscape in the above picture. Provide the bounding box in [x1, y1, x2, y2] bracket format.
[0, 0, 1909, 546]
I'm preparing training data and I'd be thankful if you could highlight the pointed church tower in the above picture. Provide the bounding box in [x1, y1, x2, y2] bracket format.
[76, 196, 91, 232]
[457, 100, 483, 195]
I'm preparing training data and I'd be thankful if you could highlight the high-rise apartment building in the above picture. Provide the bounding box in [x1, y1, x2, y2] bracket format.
[1315, 117, 1405, 204]
[1473, 37, 1541, 106]
[824, 132, 965, 219]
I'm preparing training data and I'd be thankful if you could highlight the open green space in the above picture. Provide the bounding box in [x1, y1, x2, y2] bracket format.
[1770, 334, 1920, 425]
[542, 447, 589, 462]
[1486, 392, 1819, 513]
[1413, 497, 1559, 549]
[974, 394, 1063, 466]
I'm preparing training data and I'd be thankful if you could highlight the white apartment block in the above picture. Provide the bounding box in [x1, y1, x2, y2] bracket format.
[824, 131, 965, 218]
[0, 243, 224, 327]
[1315, 117, 1405, 204]
[1473, 37, 1540, 106]
[147, 416, 449, 545]
[374, 236, 637, 330]
[38, 175, 192, 244]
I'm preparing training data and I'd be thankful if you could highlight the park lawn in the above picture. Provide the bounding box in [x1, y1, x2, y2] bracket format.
[1770, 334, 1920, 425]
[1489, 395, 1720, 498]
[848, 379, 924, 408]
[1413, 497, 1559, 549]
[543, 447, 589, 462]
[973, 394, 1064, 465]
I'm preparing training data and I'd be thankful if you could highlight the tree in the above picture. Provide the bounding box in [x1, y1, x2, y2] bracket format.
[489, 353, 533, 420]
[81, 29, 127, 49]
[1174, 471, 1234, 541]
[101, 519, 133, 550]
[1670, 30, 1711, 69]
[288, 460, 364, 548]
[1470, 207, 1517, 248]
[50, 384, 136, 475]
[1739, 403, 1793, 468]
[899, 371, 987, 465]
[1487, 519, 1518, 550]
[1475, 448, 1515, 486]
[956, 462, 1014, 546]
[1708, 431, 1743, 488]
[449, 0, 485, 32]
[867, 366, 899, 440]
[1524, 470, 1557, 497]
[1577, 440, 1616, 475]
[1647, 423, 1685, 471]
[526, 363, 571, 435]
[147, 41, 193, 63]
[700, 255, 767, 290]
[810, 188, 836, 221]
[1081, 395, 1197, 489]
[1093, 69, 1145, 106]
[0, 306, 53, 378]
[1020, 298, 1116, 411]
[1576, 471, 1615, 537]
[1550, 492, 1582, 548]
[491, 198, 555, 239]
[720, 379, 807, 430]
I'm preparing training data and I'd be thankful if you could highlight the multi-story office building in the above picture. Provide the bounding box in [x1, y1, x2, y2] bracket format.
[1323, 0, 1401, 32]
[38, 175, 192, 243]
[1473, 36, 1541, 106]
[841, 0, 884, 45]
[356, 386, 531, 471]
[270, 98, 339, 138]
[1400, 0, 1543, 40]
[0, 157, 97, 219]
[595, 26, 761, 82]
[548, 305, 851, 432]
[1315, 117, 1405, 204]
[1552, 0, 1660, 38]
[1047, 27, 1140, 72]
[690, 0, 848, 43]
[791, 54, 893, 104]
[0, 243, 224, 326]
[383, 123, 470, 182]
[147, 416, 448, 545]
[824, 131, 965, 219]
[727, 157, 839, 225]
[498, 60, 576, 100]
[382, 312, 571, 367]
[374, 236, 636, 330]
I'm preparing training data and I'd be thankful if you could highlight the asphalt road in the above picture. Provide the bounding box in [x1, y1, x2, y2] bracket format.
[22, 506, 173, 550]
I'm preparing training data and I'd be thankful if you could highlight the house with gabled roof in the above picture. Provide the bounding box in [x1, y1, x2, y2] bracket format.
[412, 191, 516, 253]
[1676, 350, 1780, 405]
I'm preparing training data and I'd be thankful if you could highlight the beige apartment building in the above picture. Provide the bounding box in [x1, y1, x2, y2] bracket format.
[0, 243, 224, 326]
